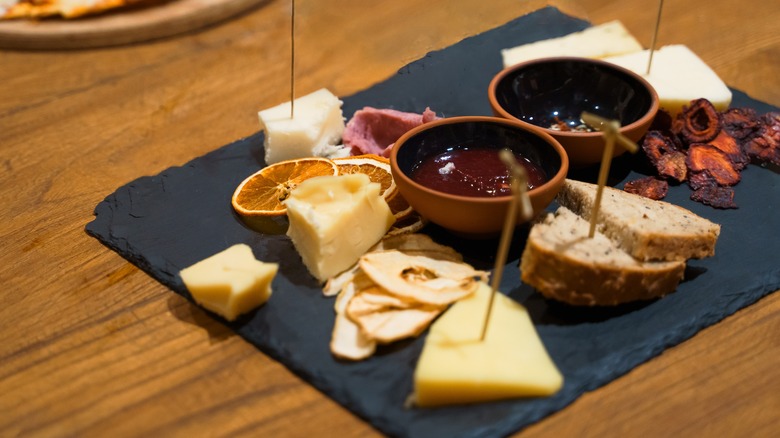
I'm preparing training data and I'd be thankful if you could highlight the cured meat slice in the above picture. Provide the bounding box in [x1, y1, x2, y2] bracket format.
[641, 131, 687, 182]
[343, 107, 438, 157]
[623, 176, 668, 200]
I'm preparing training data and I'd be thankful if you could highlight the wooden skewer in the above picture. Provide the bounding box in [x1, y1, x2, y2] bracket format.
[478, 149, 531, 342]
[290, 0, 296, 118]
[580, 112, 639, 238]
[646, 0, 665, 75]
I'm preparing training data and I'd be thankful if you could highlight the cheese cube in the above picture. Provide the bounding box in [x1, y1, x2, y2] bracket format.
[285, 174, 395, 282]
[180, 244, 278, 321]
[603, 45, 732, 117]
[501, 20, 643, 68]
[414, 283, 563, 407]
[258, 88, 349, 165]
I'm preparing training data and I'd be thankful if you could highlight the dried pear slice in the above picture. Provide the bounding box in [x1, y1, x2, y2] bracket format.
[380, 234, 463, 262]
[359, 250, 487, 305]
[353, 306, 444, 344]
[323, 265, 359, 297]
[330, 281, 376, 360]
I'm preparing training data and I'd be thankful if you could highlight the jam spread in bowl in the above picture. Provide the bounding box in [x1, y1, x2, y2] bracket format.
[390, 116, 568, 238]
[410, 147, 548, 197]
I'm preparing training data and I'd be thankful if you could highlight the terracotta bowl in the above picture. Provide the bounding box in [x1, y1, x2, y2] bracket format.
[488, 57, 659, 167]
[390, 116, 568, 238]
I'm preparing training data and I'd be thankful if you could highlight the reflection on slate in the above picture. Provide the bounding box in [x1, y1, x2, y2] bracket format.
[85, 7, 780, 438]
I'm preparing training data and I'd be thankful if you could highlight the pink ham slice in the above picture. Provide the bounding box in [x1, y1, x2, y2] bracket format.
[343, 107, 438, 157]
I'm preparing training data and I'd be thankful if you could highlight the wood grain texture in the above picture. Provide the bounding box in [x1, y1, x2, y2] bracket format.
[0, 0, 778, 436]
[0, 0, 270, 49]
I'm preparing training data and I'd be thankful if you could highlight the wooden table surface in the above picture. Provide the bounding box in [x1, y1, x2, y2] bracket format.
[2, 0, 778, 436]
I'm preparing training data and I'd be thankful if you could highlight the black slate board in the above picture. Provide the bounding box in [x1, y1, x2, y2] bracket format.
[86, 7, 780, 438]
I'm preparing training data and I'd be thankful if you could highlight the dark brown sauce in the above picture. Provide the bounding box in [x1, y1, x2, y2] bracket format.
[410, 147, 548, 197]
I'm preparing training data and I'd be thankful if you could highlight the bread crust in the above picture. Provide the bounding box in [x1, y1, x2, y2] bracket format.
[557, 179, 720, 261]
[520, 236, 685, 306]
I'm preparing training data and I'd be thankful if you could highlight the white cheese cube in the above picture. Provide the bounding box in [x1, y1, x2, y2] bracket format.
[285, 174, 395, 282]
[414, 283, 563, 407]
[180, 244, 278, 321]
[501, 20, 643, 68]
[258, 88, 348, 165]
[603, 45, 732, 117]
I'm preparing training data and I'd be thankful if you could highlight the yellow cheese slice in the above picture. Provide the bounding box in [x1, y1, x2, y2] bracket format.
[258, 88, 348, 165]
[285, 174, 395, 282]
[180, 244, 279, 321]
[501, 20, 643, 68]
[603, 45, 732, 117]
[414, 283, 563, 407]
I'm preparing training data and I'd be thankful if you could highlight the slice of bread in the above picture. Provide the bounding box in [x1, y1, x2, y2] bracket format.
[557, 179, 720, 261]
[520, 207, 686, 306]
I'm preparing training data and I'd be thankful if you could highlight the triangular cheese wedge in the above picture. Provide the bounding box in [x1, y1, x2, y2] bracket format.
[413, 283, 563, 407]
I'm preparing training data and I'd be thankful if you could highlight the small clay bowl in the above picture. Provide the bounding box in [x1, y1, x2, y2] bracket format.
[390, 116, 568, 238]
[488, 57, 659, 167]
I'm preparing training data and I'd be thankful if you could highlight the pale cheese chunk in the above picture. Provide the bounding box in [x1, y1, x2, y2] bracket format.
[603, 45, 732, 117]
[180, 244, 278, 321]
[414, 283, 563, 407]
[259, 88, 349, 165]
[501, 20, 643, 68]
[285, 174, 395, 282]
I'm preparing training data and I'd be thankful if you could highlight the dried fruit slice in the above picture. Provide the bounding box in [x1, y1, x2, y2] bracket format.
[380, 234, 462, 262]
[686, 144, 740, 187]
[673, 98, 722, 144]
[334, 154, 396, 199]
[359, 250, 487, 305]
[624, 176, 669, 200]
[385, 190, 414, 220]
[351, 305, 444, 344]
[385, 211, 427, 237]
[330, 281, 376, 360]
[707, 130, 748, 170]
[641, 130, 687, 182]
[691, 186, 737, 209]
[232, 157, 338, 217]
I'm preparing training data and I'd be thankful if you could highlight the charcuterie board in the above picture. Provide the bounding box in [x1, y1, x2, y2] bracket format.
[0, 0, 268, 49]
[85, 7, 780, 437]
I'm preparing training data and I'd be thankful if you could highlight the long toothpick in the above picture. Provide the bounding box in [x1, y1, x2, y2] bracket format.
[479, 149, 532, 342]
[580, 112, 639, 238]
[646, 0, 665, 75]
[290, 0, 296, 118]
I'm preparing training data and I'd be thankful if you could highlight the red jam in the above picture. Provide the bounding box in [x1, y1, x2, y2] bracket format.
[410, 147, 548, 197]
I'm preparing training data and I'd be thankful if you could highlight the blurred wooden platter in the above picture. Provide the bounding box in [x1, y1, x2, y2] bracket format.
[0, 0, 269, 50]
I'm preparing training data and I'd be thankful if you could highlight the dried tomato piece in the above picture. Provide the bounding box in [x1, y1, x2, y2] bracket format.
[722, 107, 761, 140]
[641, 131, 688, 182]
[744, 112, 780, 166]
[707, 130, 748, 171]
[688, 171, 717, 191]
[686, 144, 740, 187]
[673, 98, 722, 144]
[690, 186, 737, 209]
[624, 176, 669, 200]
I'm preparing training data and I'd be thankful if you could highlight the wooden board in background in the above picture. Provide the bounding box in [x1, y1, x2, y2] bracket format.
[0, 0, 269, 50]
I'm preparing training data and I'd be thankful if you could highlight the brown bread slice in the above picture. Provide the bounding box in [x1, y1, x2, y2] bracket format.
[520, 207, 686, 306]
[557, 179, 720, 261]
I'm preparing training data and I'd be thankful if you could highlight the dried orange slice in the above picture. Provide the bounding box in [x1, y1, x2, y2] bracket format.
[334, 155, 396, 199]
[334, 154, 415, 220]
[232, 157, 338, 217]
[385, 191, 414, 220]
